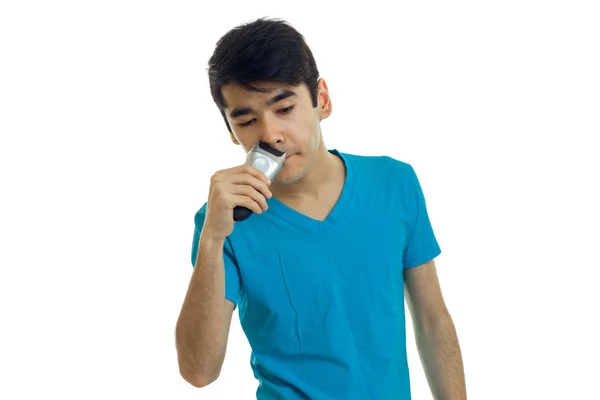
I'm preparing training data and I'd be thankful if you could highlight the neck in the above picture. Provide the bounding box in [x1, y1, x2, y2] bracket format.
[271, 142, 342, 200]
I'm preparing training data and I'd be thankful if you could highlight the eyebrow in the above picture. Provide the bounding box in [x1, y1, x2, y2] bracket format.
[229, 89, 298, 119]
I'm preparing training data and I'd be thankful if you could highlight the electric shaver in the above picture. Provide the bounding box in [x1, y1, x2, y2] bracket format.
[233, 141, 286, 221]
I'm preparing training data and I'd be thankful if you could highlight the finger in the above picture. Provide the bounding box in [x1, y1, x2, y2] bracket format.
[237, 164, 271, 185]
[228, 173, 272, 199]
[229, 184, 268, 211]
[216, 164, 271, 185]
[230, 194, 264, 215]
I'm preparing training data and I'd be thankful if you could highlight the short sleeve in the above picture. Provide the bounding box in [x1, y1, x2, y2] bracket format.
[191, 203, 242, 308]
[402, 165, 442, 269]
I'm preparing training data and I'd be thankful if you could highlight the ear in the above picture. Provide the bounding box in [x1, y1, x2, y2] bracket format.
[317, 78, 332, 120]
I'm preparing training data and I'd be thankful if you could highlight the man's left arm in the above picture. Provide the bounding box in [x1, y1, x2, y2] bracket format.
[404, 259, 467, 400]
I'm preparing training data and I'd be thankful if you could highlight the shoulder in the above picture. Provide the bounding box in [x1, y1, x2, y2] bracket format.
[193, 202, 208, 231]
[335, 149, 417, 182]
[192, 200, 260, 242]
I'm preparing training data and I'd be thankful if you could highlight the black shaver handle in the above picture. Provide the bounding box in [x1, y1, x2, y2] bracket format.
[233, 205, 253, 221]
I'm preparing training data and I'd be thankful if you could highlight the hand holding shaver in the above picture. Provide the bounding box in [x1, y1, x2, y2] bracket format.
[233, 142, 286, 221]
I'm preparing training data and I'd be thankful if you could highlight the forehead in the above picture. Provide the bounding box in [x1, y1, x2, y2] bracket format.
[221, 81, 307, 108]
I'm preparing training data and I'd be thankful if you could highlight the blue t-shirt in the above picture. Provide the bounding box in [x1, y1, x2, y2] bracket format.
[191, 149, 441, 399]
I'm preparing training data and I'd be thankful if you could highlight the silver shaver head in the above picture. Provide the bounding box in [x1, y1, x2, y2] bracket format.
[245, 141, 286, 181]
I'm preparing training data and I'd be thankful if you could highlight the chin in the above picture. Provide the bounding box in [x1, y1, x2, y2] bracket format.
[275, 157, 303, 185]
[274, 171, 297, 185]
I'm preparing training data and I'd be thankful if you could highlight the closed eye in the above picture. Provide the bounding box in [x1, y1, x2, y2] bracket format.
[238, 106, 295, 128]
[278, 105, 295, 114]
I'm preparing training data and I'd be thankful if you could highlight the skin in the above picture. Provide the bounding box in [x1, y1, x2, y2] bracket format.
[181, 78, 467, 397]
[176, 236, 234, 387]
[405, 260, 467, 399]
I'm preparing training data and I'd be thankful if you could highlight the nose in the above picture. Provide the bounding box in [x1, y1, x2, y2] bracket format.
[260, 114, 284, 145]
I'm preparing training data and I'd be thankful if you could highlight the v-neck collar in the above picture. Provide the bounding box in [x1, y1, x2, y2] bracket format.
[265, 149, 354, 234]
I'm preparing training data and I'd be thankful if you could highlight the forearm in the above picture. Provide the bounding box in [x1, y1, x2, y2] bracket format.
[175, 235, 229, 385]
[414, 313, 466, 399]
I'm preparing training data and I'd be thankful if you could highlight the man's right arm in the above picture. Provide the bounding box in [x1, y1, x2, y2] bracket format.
[175, 163, 272, 387]
[175, 233, 236, 388]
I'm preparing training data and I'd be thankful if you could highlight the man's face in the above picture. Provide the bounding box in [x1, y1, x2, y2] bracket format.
[221, 79, 331, 185]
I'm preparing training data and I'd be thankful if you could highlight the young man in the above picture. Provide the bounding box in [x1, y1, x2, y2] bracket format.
[176, 17, 466, 400]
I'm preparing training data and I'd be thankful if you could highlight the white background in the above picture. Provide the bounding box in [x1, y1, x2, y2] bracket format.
[1, 1, 599, 399]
